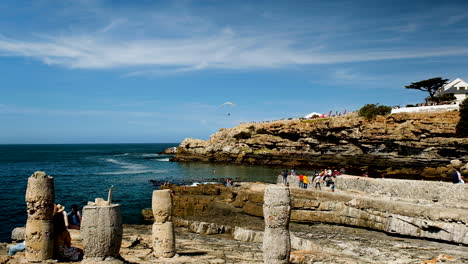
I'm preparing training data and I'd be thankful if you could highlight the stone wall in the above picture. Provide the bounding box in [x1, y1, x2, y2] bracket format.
[334, 175, 468, 207]
[282, 175, 468, 208]
[391, 104, 459, 114]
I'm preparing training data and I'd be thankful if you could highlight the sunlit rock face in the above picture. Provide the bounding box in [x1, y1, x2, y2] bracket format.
[173, 111, 468, 179]
[142, 180, 468, 245]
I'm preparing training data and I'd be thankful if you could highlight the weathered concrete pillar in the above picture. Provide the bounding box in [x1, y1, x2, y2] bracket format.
[81, 199, 123, 264]
[152, 189, 175, 258]
[25, 171, 55, 262]
[263, 186, 291, 264]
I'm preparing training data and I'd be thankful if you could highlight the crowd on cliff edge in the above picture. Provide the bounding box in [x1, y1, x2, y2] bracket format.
[282, 167, 347, 192]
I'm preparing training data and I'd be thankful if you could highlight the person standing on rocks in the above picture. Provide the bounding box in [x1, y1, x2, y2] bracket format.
[303, 175, 309, 189]
[298, 174, 304, 188]
[281, 170, 288, 185]
[314, 174, 322, 190]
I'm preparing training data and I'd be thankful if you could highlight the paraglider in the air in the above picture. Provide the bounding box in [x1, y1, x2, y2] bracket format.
[221, 102, 236, 107]
[220, 102, 236, 116]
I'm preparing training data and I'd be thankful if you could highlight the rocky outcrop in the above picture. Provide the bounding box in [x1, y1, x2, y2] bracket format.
[173, 111, 468, 179]
[144, 179, 468, 245]
[159, 147, 177, 155]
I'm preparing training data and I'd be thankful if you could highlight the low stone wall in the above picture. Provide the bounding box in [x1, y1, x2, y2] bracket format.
[280, 175, 468, 208]
[391, 104, 459, 114]
[334, 175, 468, 207]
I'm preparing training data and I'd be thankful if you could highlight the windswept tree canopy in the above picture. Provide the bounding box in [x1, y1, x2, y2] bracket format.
[405, 77, 449, 102]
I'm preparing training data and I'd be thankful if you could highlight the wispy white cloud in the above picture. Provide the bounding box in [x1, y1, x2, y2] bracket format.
[442, 14, 468, 26]
[2, 30, 468, 74]
[333, 68, 377, 82]
[98, 19, 127, 33]
[1, 1, 468, 75]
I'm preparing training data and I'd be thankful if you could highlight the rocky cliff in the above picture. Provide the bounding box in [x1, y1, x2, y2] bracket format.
[173, 111, 468, 179]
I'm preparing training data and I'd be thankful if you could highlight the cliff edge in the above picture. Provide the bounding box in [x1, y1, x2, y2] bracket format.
[173, 111, 468, 179]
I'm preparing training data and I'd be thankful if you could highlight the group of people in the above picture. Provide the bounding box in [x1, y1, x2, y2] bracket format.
[282, 167, 345, 192]
[8, 204, 83, 261]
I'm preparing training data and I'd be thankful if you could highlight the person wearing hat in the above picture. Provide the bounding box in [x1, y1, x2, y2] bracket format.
[54, 204, 69, 227]
[53, 204, 83, 261]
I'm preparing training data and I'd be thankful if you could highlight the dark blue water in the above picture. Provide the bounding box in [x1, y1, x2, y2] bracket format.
[0, 143, 280, 242]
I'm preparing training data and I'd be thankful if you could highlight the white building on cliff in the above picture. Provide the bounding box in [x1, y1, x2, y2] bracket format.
[436, 78, 468, 104]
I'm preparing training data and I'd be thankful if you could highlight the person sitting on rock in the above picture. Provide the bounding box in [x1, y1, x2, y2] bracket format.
[67, 204, 82, 230]
[225, 178, 233, 187]
[339, 168, 346, 175]
[7, 241, 25, 256]
[53, 204, 83, 262]
[451, 169, 465, 184]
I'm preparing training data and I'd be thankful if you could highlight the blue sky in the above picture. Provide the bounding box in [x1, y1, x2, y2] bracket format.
[1, 0, 468, 144]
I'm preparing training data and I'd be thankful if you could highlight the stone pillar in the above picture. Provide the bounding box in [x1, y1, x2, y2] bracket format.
[152, 189, 175, 258]
[81, 199, 123, 264]
[25, 171, 55, 262]
[262, 186, 291, 264]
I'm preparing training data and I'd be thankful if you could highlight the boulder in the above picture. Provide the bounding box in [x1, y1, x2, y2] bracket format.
[11, 227, 25, 241]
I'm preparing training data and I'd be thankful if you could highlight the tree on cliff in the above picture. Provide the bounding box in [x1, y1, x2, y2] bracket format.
[456, 98, 468, 137]
[405, 77, 449, 102]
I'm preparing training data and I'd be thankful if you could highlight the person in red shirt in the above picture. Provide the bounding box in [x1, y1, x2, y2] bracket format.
[298, 174, 304, 188]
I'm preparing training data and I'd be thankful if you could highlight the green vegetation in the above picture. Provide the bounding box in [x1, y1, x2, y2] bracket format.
[405, 77, 449, 102]
[256, 128, 269, 134]
[358, 104, 391, 120]
[456, 98, 468, 137]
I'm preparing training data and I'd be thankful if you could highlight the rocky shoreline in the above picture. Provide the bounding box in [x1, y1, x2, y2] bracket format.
[2, 178, 468, 263]
[172, 111, 468, 180]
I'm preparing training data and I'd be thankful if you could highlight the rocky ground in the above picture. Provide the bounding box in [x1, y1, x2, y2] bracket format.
[1, 223, 467, 264]
[2, 179, 468, 264]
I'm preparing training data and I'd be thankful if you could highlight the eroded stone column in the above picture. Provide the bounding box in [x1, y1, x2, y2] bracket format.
[263, 186, 291, 264]
[81, 198, 123, 264]
[25, 171, 55, 262]
[152, 189, 175, 258]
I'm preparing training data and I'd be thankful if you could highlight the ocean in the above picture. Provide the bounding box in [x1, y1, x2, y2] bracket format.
[0, 143, 280, 242]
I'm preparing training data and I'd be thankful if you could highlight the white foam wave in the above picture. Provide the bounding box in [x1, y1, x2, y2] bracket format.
[156, 158, 170, 161]
[141, 153, 160, 158]
[97, 169, 167, 175]
[189, 181, 218, 186]
[99, 157, 162, 175]
[105, 158, 129, 165]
